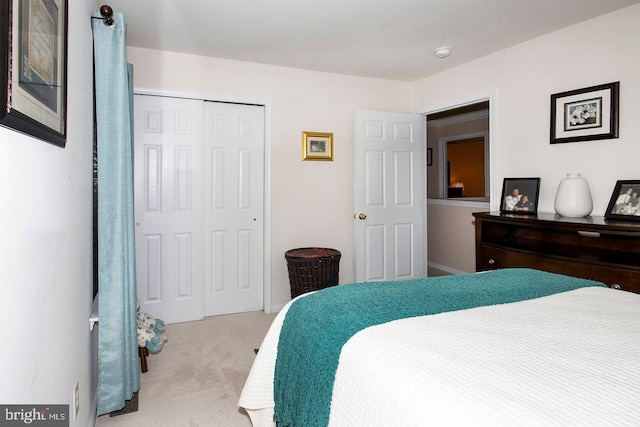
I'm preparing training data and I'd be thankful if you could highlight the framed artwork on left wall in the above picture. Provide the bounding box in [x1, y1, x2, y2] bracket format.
[0, 0, 68, 147]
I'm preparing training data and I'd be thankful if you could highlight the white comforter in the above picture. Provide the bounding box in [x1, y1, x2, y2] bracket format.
[239, 287, 640, 426]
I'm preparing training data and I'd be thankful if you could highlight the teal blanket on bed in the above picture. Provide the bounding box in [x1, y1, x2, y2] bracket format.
[273, 268, 605, 427]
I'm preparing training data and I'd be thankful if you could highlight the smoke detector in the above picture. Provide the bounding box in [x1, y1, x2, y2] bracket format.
[435, 47, 452, 58]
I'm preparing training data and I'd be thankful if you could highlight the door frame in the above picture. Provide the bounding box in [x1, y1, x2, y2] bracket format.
[134, 88, 274, 313]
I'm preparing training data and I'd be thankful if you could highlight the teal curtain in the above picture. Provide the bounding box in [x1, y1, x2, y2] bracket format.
[92, 12, 140, 415]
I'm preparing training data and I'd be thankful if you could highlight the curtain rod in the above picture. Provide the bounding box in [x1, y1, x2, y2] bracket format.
[92, 5, 115, 27]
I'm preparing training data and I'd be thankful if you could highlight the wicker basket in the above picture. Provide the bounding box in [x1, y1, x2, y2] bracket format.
[285, 247, 341, 298]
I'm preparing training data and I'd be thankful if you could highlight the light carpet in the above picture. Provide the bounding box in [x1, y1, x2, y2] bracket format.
[94, 310, 277, 427]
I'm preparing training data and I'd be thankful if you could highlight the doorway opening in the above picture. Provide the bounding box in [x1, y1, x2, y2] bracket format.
[426, 101, 489, 201]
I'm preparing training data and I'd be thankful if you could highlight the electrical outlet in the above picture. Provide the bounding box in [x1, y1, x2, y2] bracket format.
[73, 380, 80, 420]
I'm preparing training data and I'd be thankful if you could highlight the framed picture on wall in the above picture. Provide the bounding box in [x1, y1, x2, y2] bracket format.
[500, 177, 541, 214]
[0, 0, 68, 147]
[550, 82, 619, 144]
[604, 180, 640, 221]
[302, 131, 333, 161]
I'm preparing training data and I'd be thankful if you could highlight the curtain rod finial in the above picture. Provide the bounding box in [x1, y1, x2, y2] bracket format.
[99, 5, 114, 26]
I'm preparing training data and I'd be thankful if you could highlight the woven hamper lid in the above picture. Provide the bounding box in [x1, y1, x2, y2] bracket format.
[285, 247, 341, 259]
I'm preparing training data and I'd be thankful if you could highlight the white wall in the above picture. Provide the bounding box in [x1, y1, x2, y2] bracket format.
[427, 201, 488, 274]
[0, 1, 97, 426]
[129, 4, 640, 308]
[127, 47, 414, 307]
[413, 4, 640, 216]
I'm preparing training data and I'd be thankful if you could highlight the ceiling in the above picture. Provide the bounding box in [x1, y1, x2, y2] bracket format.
[104, 0, 640, 82]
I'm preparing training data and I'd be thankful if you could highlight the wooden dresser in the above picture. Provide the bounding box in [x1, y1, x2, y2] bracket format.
[473, 211, 640, 294]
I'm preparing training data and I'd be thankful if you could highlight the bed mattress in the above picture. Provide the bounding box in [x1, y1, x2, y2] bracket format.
[239, 286, 640, 426]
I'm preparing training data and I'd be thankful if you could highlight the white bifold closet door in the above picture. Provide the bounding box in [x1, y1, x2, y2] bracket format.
[134, 95, 264, 324]
[203, 101, 264, 317]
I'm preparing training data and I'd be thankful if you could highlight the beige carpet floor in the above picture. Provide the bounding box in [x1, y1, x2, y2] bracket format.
[94, 310, 277, 427]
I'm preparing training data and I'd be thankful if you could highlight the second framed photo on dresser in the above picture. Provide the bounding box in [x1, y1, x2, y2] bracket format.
[605, 180, 640, 221]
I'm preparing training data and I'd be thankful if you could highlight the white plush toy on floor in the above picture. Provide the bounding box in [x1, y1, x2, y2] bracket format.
[136, 303, 167, 354]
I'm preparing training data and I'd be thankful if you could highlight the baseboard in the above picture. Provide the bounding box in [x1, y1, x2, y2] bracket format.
[269, 303, 286, 313]
[428, 262, 468, 276]
[88, 389, 98, 427]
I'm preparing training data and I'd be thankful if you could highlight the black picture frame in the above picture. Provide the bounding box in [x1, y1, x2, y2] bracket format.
[550, 82, 619, 144]
[604, 180, 640, 221]
[500, 177, 541, 214]
[0, 0, 68, 147]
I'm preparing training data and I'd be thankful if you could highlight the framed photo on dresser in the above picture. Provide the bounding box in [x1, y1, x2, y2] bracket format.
[605, 180, 640, 221]
[500, 177, 540, 214]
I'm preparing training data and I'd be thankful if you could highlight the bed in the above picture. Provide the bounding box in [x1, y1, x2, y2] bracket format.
[238, 268, 640, 427]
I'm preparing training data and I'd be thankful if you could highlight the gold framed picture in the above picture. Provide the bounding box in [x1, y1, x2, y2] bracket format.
[302, 131, 333, 161]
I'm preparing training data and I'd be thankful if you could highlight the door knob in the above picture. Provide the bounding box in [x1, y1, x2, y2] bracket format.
[358, 213, 367, 220]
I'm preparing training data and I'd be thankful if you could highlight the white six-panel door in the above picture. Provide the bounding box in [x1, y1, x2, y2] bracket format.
[134, 95, 265, 323]
[203, 102, 264, 316]
[134, 95, 205, 323]
[354, 110, 425, 282]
